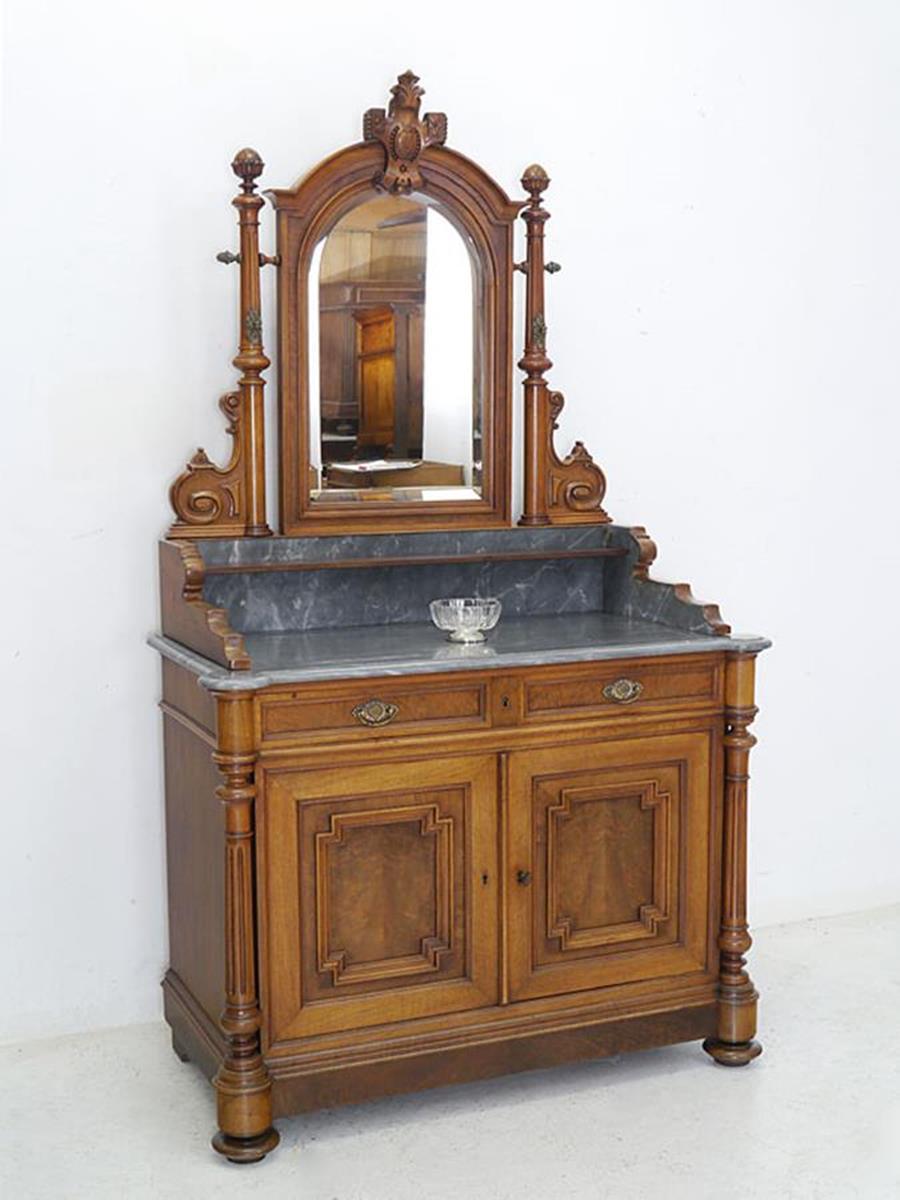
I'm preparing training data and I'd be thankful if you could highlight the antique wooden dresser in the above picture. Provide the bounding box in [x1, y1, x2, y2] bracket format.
[152, 71, 769, 1162]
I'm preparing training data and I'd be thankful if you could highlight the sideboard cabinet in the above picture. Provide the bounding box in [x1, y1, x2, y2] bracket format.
[153, 71, 769, 1162]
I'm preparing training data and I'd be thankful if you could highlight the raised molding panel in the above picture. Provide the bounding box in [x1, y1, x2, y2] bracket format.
[546, 779, 672, 951]
[314, 802, 454, 986]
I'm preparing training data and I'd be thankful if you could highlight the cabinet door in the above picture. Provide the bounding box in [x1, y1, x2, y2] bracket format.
[508, 732, 715, 1003]
[264, 754, 498, 1042]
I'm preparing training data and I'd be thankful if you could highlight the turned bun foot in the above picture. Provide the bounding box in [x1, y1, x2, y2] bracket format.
[702, 1037, 762, 1067]
[212, 1128, 280, 1164]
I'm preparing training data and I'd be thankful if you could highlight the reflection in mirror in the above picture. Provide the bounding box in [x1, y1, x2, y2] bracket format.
[308, 192, 481, 503]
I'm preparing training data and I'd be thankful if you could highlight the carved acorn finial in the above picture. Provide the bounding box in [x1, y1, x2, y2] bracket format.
[231, 147, 264, 193]
[389, 70, 425, 117]
[521, 163, 550, 200]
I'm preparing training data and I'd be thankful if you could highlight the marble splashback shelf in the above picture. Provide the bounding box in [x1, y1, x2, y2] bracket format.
[173, 525, 737, 649]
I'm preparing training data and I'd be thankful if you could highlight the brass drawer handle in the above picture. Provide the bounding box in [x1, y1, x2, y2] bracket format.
[602, 678, 643, 704]
[352, 698, 399, 727]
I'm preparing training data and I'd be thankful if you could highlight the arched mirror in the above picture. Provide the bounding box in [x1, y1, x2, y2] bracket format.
[268, 72, 521, 535]
[308, 191, 482, 502]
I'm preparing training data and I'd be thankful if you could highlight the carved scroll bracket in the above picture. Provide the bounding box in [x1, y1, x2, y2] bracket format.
[168, 149, 272, 540]
[363, 70, 447, 194]
[517, 165, 610, 526]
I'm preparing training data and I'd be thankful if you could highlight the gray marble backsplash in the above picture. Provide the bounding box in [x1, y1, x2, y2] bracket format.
[195, 525, 730, 638]
[204, 556, 605, 633]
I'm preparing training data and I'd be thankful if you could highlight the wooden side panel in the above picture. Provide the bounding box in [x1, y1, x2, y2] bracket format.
[163, 714, 224, 1026]
[162, 659, 216, 735]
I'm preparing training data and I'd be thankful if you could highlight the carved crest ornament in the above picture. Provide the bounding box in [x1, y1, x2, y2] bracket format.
[363, 69, 448, 194]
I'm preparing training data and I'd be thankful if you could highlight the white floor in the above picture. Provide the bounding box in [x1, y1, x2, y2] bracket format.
[3, 906, 898, 1200]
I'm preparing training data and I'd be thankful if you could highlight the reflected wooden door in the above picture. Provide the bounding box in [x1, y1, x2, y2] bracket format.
[263, 754, 498, 1044]
[355, 306, 396, 450]
[507, 732, 715, 1002]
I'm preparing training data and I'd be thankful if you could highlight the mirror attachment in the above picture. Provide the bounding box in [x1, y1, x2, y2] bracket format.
[165, 71, 612, 539]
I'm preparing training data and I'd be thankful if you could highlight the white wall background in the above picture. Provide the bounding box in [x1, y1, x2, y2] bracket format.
[2, 0, 899, 1041]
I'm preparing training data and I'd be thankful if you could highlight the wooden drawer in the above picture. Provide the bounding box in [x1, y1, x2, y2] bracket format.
[524, 656, 723, 722]
[260, 676, 489, 745]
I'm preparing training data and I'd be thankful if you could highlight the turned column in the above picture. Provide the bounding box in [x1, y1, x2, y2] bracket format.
[703, 652, 763, 1066]
[517, 164, 553, 526]
[211, 692, 278, 1162]
[231, 148, 272, 538]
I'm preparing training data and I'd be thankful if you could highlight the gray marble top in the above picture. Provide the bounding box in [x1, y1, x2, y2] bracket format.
[149, 613, 770, 691]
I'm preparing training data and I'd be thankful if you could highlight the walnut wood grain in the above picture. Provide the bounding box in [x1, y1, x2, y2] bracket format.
[262, 754, 499, 1042]
[507, 730, 715, 1003]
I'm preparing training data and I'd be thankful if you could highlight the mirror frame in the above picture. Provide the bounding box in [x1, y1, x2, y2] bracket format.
[268, 73, 521, 535]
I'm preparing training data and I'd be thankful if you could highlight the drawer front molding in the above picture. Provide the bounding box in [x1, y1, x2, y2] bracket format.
[260, 680, 487, 744]
[526, 659, 722, 722]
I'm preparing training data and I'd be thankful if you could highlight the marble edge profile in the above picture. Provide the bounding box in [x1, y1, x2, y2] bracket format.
[147, 631, 772, 693]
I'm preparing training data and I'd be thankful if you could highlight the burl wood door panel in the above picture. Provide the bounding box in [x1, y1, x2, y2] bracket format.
[508, 732, 715, 1003]
[263, 754, 498, 1043]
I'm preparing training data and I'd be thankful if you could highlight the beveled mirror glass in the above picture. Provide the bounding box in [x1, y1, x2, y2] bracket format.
[307, 192, 481, 504]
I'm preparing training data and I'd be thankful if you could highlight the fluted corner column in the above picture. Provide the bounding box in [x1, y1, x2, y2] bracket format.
[703, 652, 763, 1067]
[210, 692, 279, 1162]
